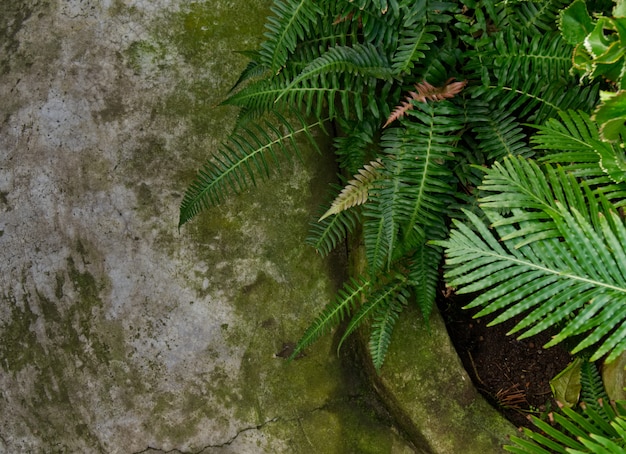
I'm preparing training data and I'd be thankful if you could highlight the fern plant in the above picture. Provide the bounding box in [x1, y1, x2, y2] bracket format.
[434, 0, 626, 366]
[506, 360, 626, 454]
[179, 0, 608, 370]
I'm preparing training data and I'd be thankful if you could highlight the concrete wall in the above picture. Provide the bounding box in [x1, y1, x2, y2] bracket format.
[0, 1, 414, 452]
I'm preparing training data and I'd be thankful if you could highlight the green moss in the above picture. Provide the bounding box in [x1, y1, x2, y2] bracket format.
[170, 1, 270, 65]
[0, 292, 42, 372]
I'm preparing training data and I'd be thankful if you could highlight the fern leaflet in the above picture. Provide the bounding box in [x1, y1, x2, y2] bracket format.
[290, 276, 371, 360]
[179, 111, 326, 226]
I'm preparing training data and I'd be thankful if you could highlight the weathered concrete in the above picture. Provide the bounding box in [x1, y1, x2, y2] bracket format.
[0, 1, 414, 452]
[1, 0, 521, 452]
[365, 307, 518, 453]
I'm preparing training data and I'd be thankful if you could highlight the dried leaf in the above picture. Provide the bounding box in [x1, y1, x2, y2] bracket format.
[319, 159, 384, 220]
[384, 78, 467, 127]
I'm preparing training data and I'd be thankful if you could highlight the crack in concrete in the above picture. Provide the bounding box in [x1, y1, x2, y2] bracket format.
[131, 402, 340, 454]
[132, 415, 282, 454]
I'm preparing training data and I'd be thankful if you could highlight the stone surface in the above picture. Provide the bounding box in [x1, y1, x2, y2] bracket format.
[0, 0, 520, 452]
[0, 1, 414, 452]
[366, 307, 519, 454]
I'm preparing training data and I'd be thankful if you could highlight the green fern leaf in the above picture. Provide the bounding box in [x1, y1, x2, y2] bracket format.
[580, 360, 612, 422]
[361, 102, 460, 272]
[179, 111, 326, 226]
[505, 401, 626, 453]
[532, 110, 626, 185]
[337, 277, 409, 354]
[506, 0, 572, 33]
[391, 8, 440, 75]
[369, 289, 408, 371]
[259, 0, 323, 73]
[223, 70, 380, 122]
[477, 157, 603, 246]
[276, 43, 394, 104]
[306, 195, 360, 256]
[290, 276, 371, 360]
[319, 159, 384, 221]
[363, 199, 393, 274]
[468, 105, 532, 161]
[436, 193, 626, 363]
[408, 240, 443, 323]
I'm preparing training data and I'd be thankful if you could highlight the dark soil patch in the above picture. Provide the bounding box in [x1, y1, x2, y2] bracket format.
[438, 291, 573, 429]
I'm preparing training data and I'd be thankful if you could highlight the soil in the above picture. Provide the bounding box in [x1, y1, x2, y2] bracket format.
[437, 290, 573, 430]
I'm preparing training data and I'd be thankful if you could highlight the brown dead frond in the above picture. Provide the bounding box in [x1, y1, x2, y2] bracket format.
[383, 78, 467, 128]
[496, 384, 529, 410]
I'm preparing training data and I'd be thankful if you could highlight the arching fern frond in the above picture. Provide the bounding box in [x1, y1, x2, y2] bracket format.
[476, 157, 603, 245]
[470, 77, 599, 126]
[306, 187, 361, 256]
[289, 276, 371, 360]
[369, 286, 409, 371]
[481, 30, 572, 83]
[179, 111, 327, 226]
[320, 159, 384, 221]
[259, 0, 324, 73]
[391, 1, 441, 75]
[504, 0, 571, 33]
[362, 102, 461, 273]
[337, 276, 409, 355]
[277, 43, 394, 104]
[534, 110, 626, 185]
[436, 195, 626, 363]
[223, 69, 384, 122]
[466, 104, 532, 161]
[390, 102, 462, 233]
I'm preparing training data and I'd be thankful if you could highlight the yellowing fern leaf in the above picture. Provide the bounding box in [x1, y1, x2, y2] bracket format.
[319, 159, 384, 221]
[383, 78, 467, 128]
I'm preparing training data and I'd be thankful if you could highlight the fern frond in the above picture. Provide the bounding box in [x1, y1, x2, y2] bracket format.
[337, 277, 409, 354]
[229, 53, 269, 93]
[362, 102, 461, 272]
[491, 30, 572, 82]
[436, 198, 626, 362]
[408, 240, 443, 323]
[369, 288, 409, 371]
[306, 193, 360, 256]
[179, 111, 326, 226]
[290, 276, 371, 360]
[467, 104, 532, 161]
[277, 43, 394, 104]
[223, 68, 384, 122]
[391, 102, 462, 232]
[320, 159, 384, 221]
[259, 0, 324, 73]
[505, 407, 626, 453]
[470, 77, 600, 126]
[505, 0, 571, 33]
[580, 360, 612, 422]
[384, 79, 467, 128]
[533, 110, 626, 187]
[476, 157, 602, 245]
[363, 198, 394, 274]
[391, 6, 441, 75]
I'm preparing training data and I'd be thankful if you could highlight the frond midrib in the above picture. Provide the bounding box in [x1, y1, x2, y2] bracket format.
[448, 237, 626, 295]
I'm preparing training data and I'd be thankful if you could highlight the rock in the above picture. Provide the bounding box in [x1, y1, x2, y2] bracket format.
[0, 0, 413, 452]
